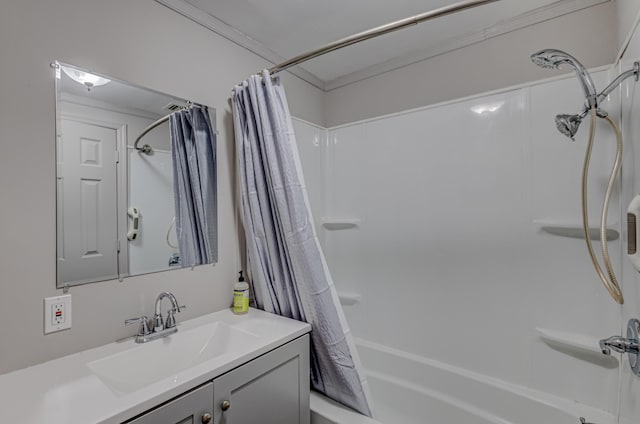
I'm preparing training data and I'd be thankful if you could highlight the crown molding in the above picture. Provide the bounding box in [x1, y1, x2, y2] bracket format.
[156, 0, 609, 93]
[154, 0, 326, 90]
[324, 0, 610, 91]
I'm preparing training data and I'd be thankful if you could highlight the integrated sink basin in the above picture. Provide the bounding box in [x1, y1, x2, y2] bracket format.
[88, 321, 259, 394]
[0, 308, 311, 424]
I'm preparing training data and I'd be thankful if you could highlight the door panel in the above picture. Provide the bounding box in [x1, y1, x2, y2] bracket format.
[126, 382, 213, 424]
[213, 336, 310, 424]
[57, 119, 119, 285]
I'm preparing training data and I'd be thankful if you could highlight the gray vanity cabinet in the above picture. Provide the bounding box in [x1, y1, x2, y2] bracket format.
[127, 382, 214, 424]
[213, 335, 310, 424]
[125, 335, 309, 424]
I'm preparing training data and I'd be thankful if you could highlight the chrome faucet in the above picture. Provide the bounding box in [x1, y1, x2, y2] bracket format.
[599, 335, 639, 356]
[153, 291, 184, 332]
[168, 253, 181, 267]
[125, 292, 186, 343]
[599, 318, 640, 377]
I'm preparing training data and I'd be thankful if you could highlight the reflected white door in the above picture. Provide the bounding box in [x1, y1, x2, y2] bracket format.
[57, 119, 118, 285]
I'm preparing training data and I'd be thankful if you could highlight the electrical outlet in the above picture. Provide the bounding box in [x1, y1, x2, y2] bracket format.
[44, 294, 72, 334]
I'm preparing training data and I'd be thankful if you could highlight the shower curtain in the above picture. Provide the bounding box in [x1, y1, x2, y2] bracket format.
[169, 105, 218, 267]
[232, 70, 371, 417]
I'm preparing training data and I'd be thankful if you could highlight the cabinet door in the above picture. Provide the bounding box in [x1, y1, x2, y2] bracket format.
[213, 335, 310, 424]
[126, 382, 213, 424]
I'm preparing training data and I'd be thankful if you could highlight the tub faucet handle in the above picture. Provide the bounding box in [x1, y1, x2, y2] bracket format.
[599, 335, 639, 355]
[599, 319, 640, 377]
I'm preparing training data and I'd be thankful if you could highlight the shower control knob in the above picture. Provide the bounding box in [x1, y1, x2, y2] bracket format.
[599, 319, 640, 377]
[221, 400, 231, 411]
[201, 412, 212, 423]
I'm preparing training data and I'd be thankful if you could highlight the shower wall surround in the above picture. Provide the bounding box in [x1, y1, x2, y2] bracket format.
[617, 16, 640, 424]
[128, 147, 177, 275]
[294, 68, 623, 415]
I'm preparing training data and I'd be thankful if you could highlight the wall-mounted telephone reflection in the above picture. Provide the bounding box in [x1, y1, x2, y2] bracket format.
[127, 207, 140, 241]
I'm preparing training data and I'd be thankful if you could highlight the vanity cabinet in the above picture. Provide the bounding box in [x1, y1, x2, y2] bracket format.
[126, 335, 310, 424]
[127, 383, 213, 424]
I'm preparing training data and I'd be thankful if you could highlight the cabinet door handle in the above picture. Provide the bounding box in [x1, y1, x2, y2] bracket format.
[221, 400, 231, 411]
[201, 412, 212, 423]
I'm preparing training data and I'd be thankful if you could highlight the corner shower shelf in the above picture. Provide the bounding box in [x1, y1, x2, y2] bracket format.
[337, 292, 361, 306]
[536, 222, 619, 241]
[321, 217, 360, 230]
[536, 327, 618, 367]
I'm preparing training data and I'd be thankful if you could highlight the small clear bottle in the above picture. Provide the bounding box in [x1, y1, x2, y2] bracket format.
[233, 271, 250, 315]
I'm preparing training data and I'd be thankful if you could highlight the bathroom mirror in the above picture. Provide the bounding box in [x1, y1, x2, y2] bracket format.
[54, 61, 217, 288]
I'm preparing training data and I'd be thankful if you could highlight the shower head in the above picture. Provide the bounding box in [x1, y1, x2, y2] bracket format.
[530, 49, 585, 69]
[531, 49, 598, 109]
[555, 114, 583, 141]
[530, 51, 563, 69]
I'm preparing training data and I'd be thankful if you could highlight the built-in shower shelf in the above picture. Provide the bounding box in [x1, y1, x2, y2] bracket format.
[536, 327, 618, 367]
[321, 217, 360, 230]
[337, 292, 361, 306]
[536, 223, 619, 241]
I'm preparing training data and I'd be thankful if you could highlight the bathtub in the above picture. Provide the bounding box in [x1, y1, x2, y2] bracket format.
[311, 338, 616, 424]
[311, 391, 382, 424]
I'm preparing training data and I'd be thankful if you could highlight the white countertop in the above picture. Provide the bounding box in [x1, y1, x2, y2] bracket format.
[0, 308, 311, 424]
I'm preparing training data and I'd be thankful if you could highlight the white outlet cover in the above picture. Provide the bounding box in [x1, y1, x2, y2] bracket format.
[44, 294, 72, 334]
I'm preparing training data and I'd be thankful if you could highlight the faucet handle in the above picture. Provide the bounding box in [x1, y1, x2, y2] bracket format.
[165, 305, 187, 329]
[599, 335, 640, 356]
[125, 316, 151, 336]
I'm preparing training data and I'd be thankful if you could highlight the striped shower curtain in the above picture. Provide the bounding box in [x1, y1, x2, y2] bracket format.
[169, 105, 218, 267]
[232, 70, 372, 417]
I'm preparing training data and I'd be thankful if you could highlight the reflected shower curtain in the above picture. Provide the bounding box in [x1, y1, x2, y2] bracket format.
[232, 70, 372, 417]
[169, 106, 218, 267]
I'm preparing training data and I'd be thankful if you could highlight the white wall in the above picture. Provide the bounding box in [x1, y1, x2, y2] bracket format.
[324, 2, 617, 127]
[616, 0, 640, 54]
[0, 0, 324, 375]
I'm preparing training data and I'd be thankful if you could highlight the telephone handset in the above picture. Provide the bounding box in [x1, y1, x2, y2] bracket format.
[127, 207, 140, 241]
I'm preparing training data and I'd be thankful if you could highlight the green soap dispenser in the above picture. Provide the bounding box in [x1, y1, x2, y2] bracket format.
[233, 271, 249, 314]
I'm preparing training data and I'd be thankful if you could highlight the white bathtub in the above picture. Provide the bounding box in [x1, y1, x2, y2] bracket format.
[311, 338, 617, 424]
[311, 391, 382, 424]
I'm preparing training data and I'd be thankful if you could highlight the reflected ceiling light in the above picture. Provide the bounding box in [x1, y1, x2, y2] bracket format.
[61, 66, 110, 91]
[471, 101, 504, 115]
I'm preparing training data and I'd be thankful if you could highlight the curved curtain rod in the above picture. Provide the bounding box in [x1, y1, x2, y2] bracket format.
[133, 114, 170, 154]
[133, 103, 203, 154]
[260, 0, 499, 77]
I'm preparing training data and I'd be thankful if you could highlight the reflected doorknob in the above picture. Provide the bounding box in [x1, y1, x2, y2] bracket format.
[201, 412, 212, 423]
[221, 400, 231, 411]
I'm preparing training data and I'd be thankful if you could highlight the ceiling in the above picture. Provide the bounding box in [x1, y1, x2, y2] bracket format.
[163, 0, 608, 89]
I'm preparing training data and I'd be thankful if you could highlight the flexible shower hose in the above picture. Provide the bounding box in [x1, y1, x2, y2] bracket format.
[581, 108, 624, 304]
